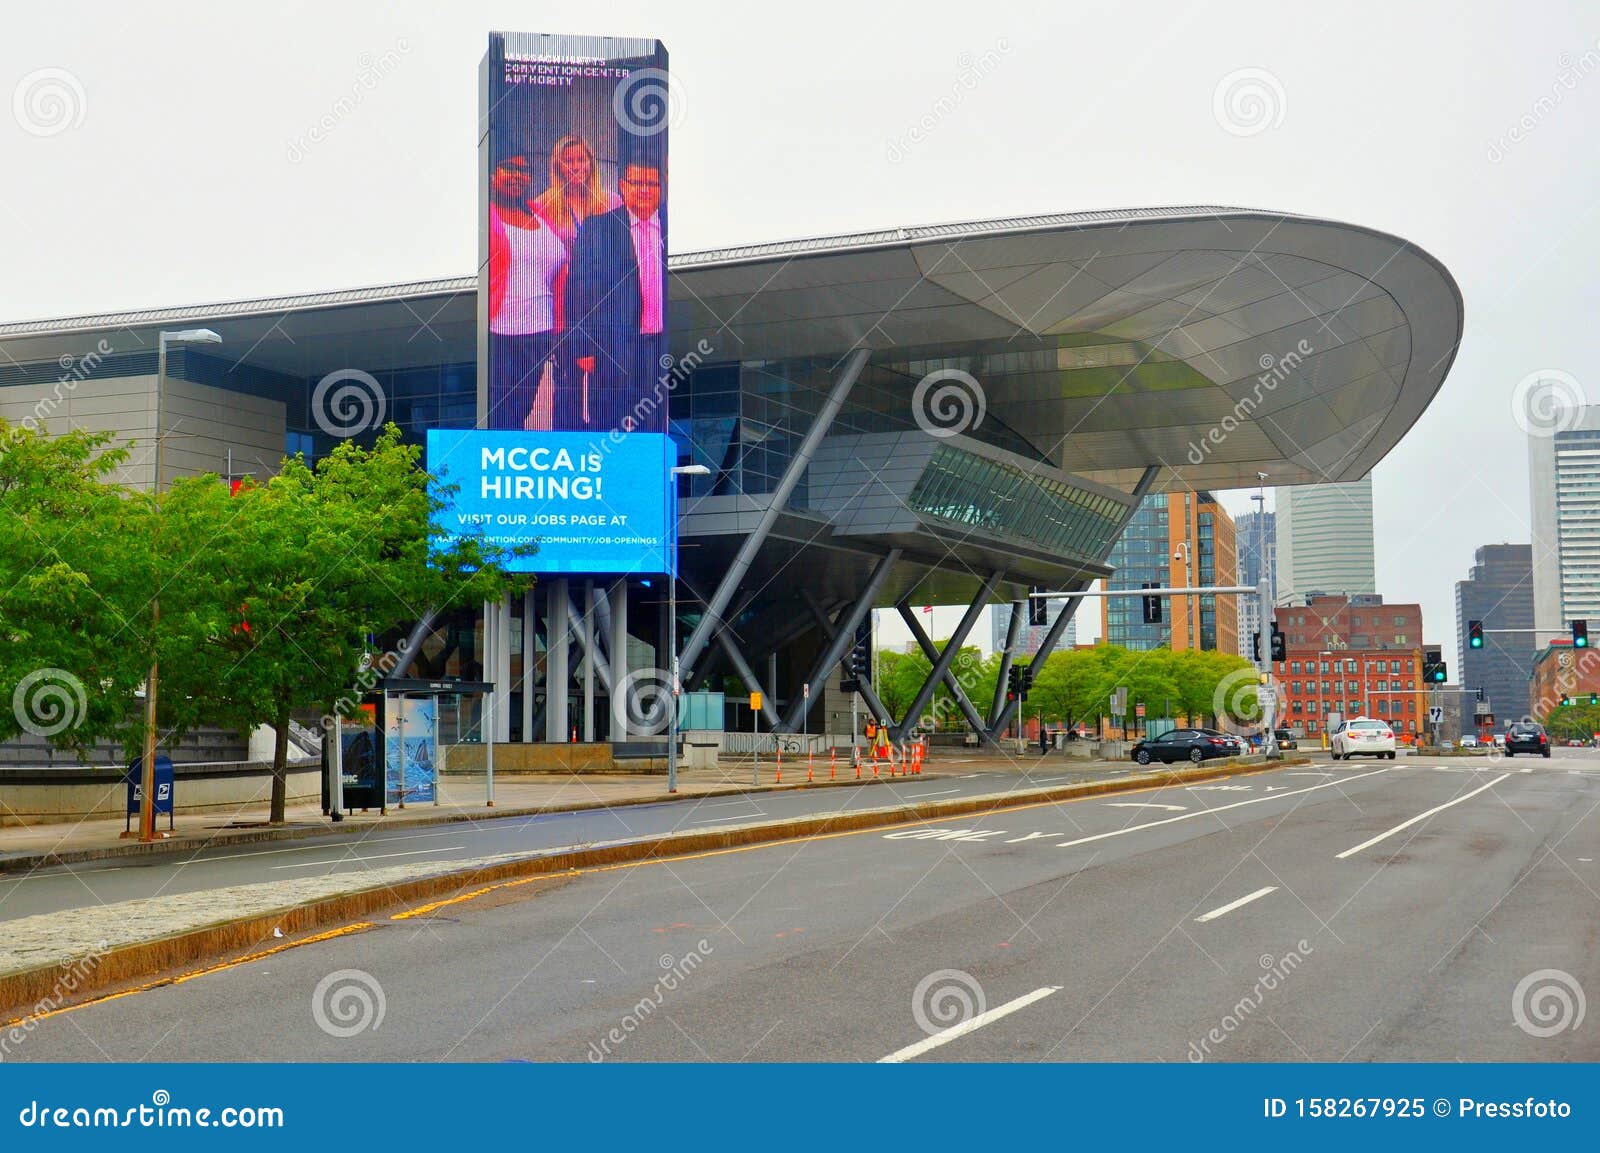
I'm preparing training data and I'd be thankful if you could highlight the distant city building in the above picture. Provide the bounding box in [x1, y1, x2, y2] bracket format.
[1274, 479, 1376, 605]
[1103, 491, 1237, 652]
[1273, 647, 1426, 739]
[1277, 593, 1422, 652]
[1529, 410, 1600, 636]
[1235, 509, 1276, 659]
[1454, 544, 1535, 719]
[1529, 638, 1600, 720]
[991, 602, 1074, 657]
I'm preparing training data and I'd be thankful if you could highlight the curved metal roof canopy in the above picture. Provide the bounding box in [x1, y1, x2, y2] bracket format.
[669, 207, 1463, 493]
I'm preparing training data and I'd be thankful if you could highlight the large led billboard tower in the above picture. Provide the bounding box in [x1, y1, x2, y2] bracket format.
[435, 30, 672, 574]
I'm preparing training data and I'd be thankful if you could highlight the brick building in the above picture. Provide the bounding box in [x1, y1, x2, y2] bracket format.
[1270, 593, 1429, 740]
[1529, 639, 1600, 719]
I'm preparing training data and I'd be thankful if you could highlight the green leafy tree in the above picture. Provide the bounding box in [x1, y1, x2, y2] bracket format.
[160, 426, 528, 822]
[874, 649, 931, 725]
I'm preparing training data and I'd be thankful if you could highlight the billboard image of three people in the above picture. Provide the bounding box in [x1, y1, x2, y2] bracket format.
[482, 31, 669, 435]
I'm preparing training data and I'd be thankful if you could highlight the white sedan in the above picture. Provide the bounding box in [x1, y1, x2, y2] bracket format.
[1331, 718, 1397, 760]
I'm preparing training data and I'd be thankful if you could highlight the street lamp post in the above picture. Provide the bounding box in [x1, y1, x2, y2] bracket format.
[135, 328, 221, 842]
[666, 463, 710, 794]
[1318, 649, 1333, 749]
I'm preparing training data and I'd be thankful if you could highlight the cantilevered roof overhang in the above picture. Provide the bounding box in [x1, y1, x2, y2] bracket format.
[0, 207, 1461, 495]
[669, 207, 1463, 493]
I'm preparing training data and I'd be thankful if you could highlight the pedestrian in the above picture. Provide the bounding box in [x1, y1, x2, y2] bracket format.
[1039, 725, 1050, 755]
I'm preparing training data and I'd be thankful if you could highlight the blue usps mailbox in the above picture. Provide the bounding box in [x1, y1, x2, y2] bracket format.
[125, 754, 175, 832]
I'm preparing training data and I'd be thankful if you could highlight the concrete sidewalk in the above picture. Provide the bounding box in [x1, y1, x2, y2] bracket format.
[0, 754, 975, 871]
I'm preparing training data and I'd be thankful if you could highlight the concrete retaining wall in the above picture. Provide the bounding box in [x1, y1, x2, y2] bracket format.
[0, 764, 322, 826]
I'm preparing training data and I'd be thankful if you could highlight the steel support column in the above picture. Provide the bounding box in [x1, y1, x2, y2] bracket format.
[898, 592, 999, 743]
[678, 574, 782, 728]
[545, 578, 569, 743]
[779, 549, 901, 731]
[890, 570, 1002, 742]
[677, 348, 870, 678]
[989, 599, 1026, 726]
[987, 465, 1161, 740]
[802, 590, 894, 729]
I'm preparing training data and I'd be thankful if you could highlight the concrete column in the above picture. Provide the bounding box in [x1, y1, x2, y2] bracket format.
[546, 578, 570, 743]
[610, 579, 630, 740]
[495, 593, 513, 743]
[522, 587, 536, 742]
[583, 580, 596, 742]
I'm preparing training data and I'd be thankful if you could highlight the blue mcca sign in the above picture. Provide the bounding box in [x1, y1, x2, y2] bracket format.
[427, 428, 675, 575]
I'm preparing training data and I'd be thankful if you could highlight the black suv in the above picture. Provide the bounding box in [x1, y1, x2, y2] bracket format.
[1504, 722, 1550, 758]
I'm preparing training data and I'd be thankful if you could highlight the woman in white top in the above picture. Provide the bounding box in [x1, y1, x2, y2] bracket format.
[487, 149, 573, 430]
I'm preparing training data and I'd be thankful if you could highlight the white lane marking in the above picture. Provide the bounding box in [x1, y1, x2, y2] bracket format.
[696, 812, 769, 823]
[269, 845, 464, 869]
[1105, 802, 1186, 812]
[1055, 769, 1389, 849]
[1194, 885, 1278, 923]
[190, 829, 463, 863]
[1334, 774, 1511, 860]
[878, 985, 1062, 1063]
[904, 789, 960, 799]
[1033, 775, 1082, 783]
[700, 799, 765, 808]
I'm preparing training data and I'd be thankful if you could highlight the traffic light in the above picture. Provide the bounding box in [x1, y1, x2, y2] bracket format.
[1140, 582, 1162, 624]
[1252, 631, 1261, 662]
[1561, 695, 1571, 707]
[1006, 666, 1021, 702]
[1028, 588, 1048, 627]
[1574, 620, 1589, 649]
[1269, 624, 1286, 663]
[1020, 664, 1035, 697]
[1431, 662, 1448, 683]
[1589, 693, 1597, 706]
[1468, 620, 1483, 649]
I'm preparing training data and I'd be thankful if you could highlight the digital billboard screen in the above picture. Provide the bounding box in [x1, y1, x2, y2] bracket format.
[428, 429, 676, 575]
[480, 31, 669, 437]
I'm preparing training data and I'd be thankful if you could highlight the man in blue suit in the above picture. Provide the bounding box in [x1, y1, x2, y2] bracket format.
[563, 148, 667, 433]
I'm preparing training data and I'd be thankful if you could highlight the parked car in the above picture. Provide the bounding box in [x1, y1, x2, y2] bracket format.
[1459, 734, 1480, 748]
[1492, 733, 1507, 749]
[1272, 727, 1298, 750]
[1130, 727, 1240, 765]
[1568, 739, 1585, 747]
[1504, 721, 1551, 758]
[1330, 717, 1396, 760]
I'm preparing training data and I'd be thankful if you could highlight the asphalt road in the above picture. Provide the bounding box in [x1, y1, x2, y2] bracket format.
[0, 763, 1129, 921]
[8, 750, 1600, 1062]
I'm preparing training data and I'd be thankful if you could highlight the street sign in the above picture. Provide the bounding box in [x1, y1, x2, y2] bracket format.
[1110, 687, 1127, 715]
[1428, 706, 1443, 724]
[1135, 702, 1146, 718]
[749, 692, 763, 711]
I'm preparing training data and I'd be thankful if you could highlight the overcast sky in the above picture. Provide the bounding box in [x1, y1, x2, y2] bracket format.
[5, 0, 1597, 655]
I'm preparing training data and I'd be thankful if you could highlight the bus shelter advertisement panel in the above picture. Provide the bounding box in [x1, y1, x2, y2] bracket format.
[429, 428, 675, 575]
[481, 31, 669, 438]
